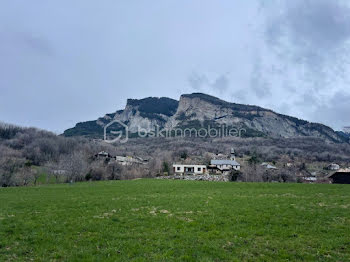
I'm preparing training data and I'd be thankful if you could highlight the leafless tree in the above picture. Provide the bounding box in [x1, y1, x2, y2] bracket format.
[58, 151, 89, 182]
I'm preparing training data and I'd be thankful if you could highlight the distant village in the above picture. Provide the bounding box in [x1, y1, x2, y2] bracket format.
[95, 148, 350, 184]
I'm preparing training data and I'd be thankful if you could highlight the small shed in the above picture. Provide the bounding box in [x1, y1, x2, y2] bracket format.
[327, 168, 350, 184]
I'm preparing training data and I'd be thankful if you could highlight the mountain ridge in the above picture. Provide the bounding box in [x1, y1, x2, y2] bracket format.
[63, 93, 347, 143]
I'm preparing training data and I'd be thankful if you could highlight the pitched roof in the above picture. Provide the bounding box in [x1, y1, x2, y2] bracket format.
[337, 168, 350, 173]
[266, 164, 277, 169]
[211, 159, 240, 166]
[326, 168, 350, 178]
[261, 163, 277, 169]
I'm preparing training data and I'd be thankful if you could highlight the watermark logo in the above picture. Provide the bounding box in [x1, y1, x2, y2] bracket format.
[137, 125, 246, 139]
[104, 120, 129, 144]
[104, 120, 246, 144]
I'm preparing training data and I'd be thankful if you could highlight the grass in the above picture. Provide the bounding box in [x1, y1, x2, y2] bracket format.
[0, 180, 349, 261]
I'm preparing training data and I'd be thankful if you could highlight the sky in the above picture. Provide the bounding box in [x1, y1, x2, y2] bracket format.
[1, 0, 350, 133]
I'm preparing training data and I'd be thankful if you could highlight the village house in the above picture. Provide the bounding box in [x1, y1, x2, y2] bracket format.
[94, 151, 149, 166]
[325, 163, 340, 171]
[115, 156, 145, 166]
[299, 171, 317, 183]
[209, 160, 241, 173]
[302, 176, 317, 183]
[95, 151, 112, 159]
[208, 148, 241, 174]
[173, 164, 207, 175]
[52, 169, 67, 175]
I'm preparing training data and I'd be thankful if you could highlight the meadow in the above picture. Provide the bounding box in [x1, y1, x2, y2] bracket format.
[0, 179, 349, 261]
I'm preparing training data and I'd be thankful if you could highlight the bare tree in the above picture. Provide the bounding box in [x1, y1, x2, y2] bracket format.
[58, 151, 89, 182]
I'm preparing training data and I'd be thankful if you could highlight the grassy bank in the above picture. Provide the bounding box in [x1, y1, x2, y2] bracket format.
[0, 180, 349, 261]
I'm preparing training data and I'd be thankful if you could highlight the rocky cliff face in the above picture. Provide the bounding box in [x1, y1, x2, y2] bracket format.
[63, 93, 346, 143]
[170, 94, 343, 142]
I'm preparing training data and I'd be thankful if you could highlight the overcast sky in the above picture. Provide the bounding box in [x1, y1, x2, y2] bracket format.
[1, 0, 350, 133]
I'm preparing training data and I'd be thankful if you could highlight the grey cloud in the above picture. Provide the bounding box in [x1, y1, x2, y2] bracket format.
[250, 56, 271, 98]
[231, 90, 247, 103]
[313, 91, 350, 129]
[265, 0, 350, 71]
[188, 72, 229, 94]
[188, 72, 208, 91]
[294, 92, 320, 107]
[257, 0, 350, 126]
[210, 75, 229, 93]
[0, 1, 349, 132]
[277, 102, 292, 116]
[285, 0, 350, 49]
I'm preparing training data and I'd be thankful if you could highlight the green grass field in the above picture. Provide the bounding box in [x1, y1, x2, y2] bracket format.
[0, 180, 349, 261]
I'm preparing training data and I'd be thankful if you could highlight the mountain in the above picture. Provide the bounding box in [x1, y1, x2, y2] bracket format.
[336, 131, 350, 142]
[63, 93, 347, 143]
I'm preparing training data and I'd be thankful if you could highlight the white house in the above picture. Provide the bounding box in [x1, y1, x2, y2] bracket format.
[173, 164, 207, 175]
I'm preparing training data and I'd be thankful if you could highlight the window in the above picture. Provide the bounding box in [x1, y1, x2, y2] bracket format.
[177, 167, 181, 171]
[198, 167, 201, 171]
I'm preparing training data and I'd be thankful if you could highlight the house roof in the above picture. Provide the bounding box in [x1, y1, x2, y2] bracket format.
[211, 159, 240, 166]
[261, 163, 277, 169]
[266, 164, 277, 169]
[98, 151, 109, 155]
[337, 168, 350, 173]
[327, 168, 350, 178]
[173, 164, 207, 167]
